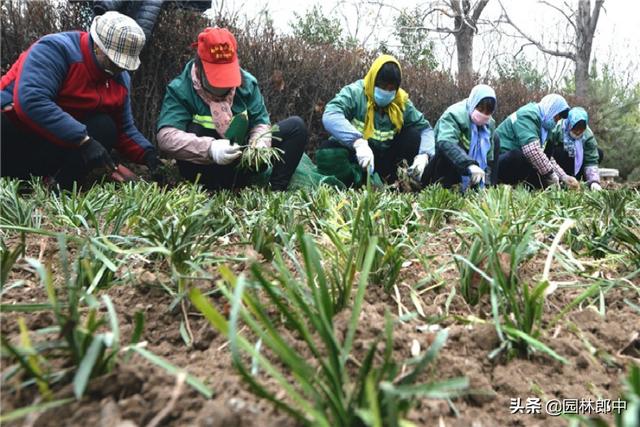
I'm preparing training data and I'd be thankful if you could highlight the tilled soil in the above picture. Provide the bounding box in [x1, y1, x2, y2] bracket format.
[1, 231, 638, 427]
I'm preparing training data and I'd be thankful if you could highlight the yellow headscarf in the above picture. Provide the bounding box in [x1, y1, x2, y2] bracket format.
[362, 55, 409, 140]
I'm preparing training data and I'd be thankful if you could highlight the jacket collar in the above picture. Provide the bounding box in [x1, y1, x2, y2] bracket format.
[80, 32, 112, 82]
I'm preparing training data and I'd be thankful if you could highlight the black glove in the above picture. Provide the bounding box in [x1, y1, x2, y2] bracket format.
[143, 149, 166, 184]
[80, 137, 116, 171]
[143, 149, 160, 172]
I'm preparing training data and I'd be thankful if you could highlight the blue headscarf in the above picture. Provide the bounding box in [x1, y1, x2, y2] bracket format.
[563, 107, 588, 175]
[538, 94, 569, 144]
[462, 84, 496, 190]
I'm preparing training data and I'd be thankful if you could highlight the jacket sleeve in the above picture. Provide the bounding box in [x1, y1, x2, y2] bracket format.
[133, 0, 164, 40]
[583, 127, 599, 167]
[324, 83, 357, 119]
[323, 83, 361, 146]
[246, 80, 270, 128]
[513, 111, 541, 147]
[156, 80, 193, 132]
[435, 112, 474, 174]
[403, 99, 434, 156]
[114, 72, 154, 163]
[322, 110, 362, 148]
[157, 126, 212, 164]
[93, 0, 125, 14]
[13, 35, 87, 147]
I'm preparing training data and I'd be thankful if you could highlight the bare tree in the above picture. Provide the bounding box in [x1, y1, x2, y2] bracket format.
[385, 0, 490, 82]
[360, 1, 490, 80]
[451, 0, 490, 81]
[499, 0, 605, 98]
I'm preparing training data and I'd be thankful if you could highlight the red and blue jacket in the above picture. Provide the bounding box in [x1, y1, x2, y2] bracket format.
[1, 31, 152, 162]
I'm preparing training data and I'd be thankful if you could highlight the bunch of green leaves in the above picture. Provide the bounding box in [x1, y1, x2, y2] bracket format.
[453, 239, 488, 306]
[417, 185, 464, 230]
[0, 237, 141, 399]
[612, 217, 640, 267]
[138, 200, 232, 286]
[0, 178, 42, 253]
[238, 125, 284, 171]
[46, 183, 114, 232]
[1, 238, 24, 290]
[349, 186, 413, 291]
[0, 235, 212, 424]
[568, 190, 634, 258]
[453, 187, 567, 362]
[239, 146, 284, 171]
[0, 178, 42, 229]
[190, 228, 467, 427]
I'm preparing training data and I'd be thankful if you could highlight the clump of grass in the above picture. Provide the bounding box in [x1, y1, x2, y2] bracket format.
[0, 235, 212, 424]
[0, 238, 141, 399]
[453, 186, 568, 363]
[190, 227, 467, 427]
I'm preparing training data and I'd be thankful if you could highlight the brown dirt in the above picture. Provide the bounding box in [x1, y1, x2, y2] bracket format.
[1, 232, 638, 427]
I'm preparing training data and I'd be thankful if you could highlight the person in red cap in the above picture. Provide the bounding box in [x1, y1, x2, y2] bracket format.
[156, 27, 308, 191]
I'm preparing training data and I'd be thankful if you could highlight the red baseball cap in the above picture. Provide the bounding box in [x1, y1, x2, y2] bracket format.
[196, 27, 241, 88]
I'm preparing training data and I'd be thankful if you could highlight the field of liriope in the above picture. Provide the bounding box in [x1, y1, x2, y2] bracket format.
[1, 178, 639, 427]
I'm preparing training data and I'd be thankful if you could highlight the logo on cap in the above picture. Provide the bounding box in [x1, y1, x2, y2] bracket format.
[209, 43, 234, 62]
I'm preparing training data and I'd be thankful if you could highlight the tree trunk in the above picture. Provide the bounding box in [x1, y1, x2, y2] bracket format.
[574, 0, 603, 98]
[575, 50, 590, 99]
[450, 0, 489, 84]
[455, 24, 474, 83]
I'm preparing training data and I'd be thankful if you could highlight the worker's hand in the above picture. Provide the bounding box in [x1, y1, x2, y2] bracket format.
[562, 175, 581, 190]
[143, 149, 166, 184]
[254, 138, 271, 149]
[209, 139, 242, 165]
[542, 171, 560, 188]
[467, 164, 485, 186]
[80, 137, 116, 171]
[590, 182, 603, 191]
[353, 138, 374, 174]
[409, 154, 429, 180]
[143, 149, 160, 172]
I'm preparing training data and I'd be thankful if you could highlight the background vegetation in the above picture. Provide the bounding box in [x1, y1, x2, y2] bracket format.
[3, 1, 637, 179]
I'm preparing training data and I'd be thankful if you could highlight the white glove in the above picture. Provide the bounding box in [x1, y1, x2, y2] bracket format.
[209, 139, 242, 165]
[353, 138, 374, 174]
[590, 182, 602, 191]
[409, 154, 429, 180]
[467, 164, 485, 186]
[543, 171, 560, 188]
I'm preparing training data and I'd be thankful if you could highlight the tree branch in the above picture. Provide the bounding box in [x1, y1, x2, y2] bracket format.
[471, 0, 489, 23]
[498, 0, 575, 60]
[589, 0, 605, 34]
[448, 0, 462, 15]
[398, 25, 458, 35]
[538, 0, 577, 32]
[361, 2, 384, 46]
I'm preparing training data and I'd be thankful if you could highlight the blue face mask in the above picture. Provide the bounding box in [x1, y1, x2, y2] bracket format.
[374, 87, 396, 107]
[542, 117, 557, 131]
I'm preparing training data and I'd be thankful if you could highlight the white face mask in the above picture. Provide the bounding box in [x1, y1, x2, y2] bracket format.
[569, 131, 581, 139]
